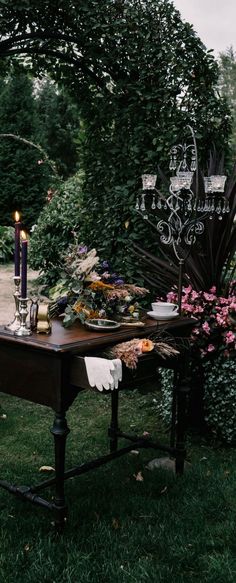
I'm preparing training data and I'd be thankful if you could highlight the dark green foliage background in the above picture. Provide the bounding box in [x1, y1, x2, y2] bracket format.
[29, 172, 83, 284]
[0, 71, 80, 229]
[0, 70, 51, 228]
[0, 0, 232, 278]
[35, 79, 80, 179]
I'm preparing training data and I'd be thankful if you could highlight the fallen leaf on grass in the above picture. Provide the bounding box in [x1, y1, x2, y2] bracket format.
[160, 486, 168, 495]
[39, 465, 55, 472]
[24, 544, 30, 552]
[129, 450, 140, 456]
[112, 518, 120, 530]
[133, 471, 144, 482]
[0, 414, 7, 419]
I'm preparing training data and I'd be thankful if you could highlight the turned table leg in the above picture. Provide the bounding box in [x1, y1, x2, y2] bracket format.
[51, 412, 70, 529]
[175, 367, 190, 475]
[108, 391, 119, 453]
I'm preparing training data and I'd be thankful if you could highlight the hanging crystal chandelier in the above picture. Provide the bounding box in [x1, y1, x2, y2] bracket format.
[136, 133, 229, 225]
[135, 125, 230, 313]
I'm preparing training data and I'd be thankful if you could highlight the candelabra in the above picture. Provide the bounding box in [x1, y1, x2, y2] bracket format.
[136, 125, 228, 313]
[5, 276, 21, 331]
[14, 297, 32, 337]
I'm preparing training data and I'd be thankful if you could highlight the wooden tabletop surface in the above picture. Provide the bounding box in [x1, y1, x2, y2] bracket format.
[0, 316, 194, 354]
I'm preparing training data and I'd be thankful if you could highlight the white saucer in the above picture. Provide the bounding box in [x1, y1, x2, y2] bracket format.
[147, 311, 179, 321]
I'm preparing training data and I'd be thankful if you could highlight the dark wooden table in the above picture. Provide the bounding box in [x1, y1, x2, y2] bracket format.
[0, 317, 193, 528]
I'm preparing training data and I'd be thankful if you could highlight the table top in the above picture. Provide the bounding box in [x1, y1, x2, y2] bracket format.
[0, 316, 194, 355]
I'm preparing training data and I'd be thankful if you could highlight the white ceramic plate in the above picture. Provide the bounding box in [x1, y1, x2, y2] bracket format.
[147, 311, 179, 321]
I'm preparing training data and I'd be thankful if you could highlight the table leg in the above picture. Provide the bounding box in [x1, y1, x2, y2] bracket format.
[170, 369, 178, 449]
[51, 412, 70, 529]
[175, 370, 189, 475]
[108, 391, 119, 453]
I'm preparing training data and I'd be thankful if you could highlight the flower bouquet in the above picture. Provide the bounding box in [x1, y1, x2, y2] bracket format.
[49, 241, 149, 328]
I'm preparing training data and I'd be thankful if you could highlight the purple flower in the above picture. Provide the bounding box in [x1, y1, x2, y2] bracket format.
[78, 244, 88, 255]
[101, 260, 109, 269]
[114, 278, 125, 286]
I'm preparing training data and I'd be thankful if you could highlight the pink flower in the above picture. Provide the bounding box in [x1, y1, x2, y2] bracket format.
[183, 285, 192, 294]
[193, 305, 204, 313]
[225, 331, 235, 345]
[192, 327, 200, 335]
[182, 303, 194, 313]
[202, 321, 210, 334]
[216, 314, 225, 326]
[191, 290, 199, 300]
[37, 159, 44, 165]
[203, 292, 215, 302]
[166, 291, 177, 302]
[210, 286, 216, 293]
[207, 344, 215, 352]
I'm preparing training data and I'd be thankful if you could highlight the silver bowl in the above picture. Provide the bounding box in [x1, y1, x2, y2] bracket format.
[84, 318, 121, 331]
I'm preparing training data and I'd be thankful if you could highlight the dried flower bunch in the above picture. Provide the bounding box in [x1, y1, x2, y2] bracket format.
[49, 240, 149, 327]
[111, 338, 179, 369]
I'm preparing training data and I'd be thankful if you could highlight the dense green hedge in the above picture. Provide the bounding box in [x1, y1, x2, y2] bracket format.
[29, 172, 83, 285]
[157, 356, 236, 444]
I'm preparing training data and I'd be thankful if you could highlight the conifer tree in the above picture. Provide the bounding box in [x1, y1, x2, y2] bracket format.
[0, 69, 50, 227]
[35, 79, 79, 179]
[218, 47, 236, 155]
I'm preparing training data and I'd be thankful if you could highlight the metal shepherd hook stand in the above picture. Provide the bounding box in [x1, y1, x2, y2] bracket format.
[135, 125, 227, 314]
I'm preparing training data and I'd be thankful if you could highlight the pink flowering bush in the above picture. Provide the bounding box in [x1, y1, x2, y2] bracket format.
[166, 285, 236, 359]
[157, 283, 236, 442]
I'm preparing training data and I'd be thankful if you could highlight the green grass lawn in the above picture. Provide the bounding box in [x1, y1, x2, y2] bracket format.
[0, 388, 236, 583]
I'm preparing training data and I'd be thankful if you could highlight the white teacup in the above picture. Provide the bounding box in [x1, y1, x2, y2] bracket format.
[151, 302, 178, 316]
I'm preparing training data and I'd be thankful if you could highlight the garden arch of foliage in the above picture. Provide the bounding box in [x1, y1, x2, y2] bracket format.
[0, 0, 231, 279]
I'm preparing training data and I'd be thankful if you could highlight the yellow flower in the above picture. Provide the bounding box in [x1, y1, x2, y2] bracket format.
[89, 281, 114, 291]
[73, 300, 85, 313]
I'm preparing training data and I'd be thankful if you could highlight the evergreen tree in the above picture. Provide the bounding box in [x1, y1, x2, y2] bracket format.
[218, 46, 236, 155]
[35, 79, 80, 179]
[0, 70, 51, 227]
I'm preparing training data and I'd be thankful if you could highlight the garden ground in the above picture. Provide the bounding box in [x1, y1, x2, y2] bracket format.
[0, 265, 236, 583]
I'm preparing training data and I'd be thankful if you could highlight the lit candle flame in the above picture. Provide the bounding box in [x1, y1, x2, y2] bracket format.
[21, 230, 27, 241]
[14, 211, 20, 222]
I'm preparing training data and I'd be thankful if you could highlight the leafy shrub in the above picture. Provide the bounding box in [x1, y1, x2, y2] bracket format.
[156, 368, 174, 426]
[158, 358, 236, 444]
[0, 226, 14, 263]
[204, 355, 236, 443]
[29, 172, 83, 285]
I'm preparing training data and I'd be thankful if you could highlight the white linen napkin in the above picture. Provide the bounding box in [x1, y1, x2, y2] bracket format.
[84, 357, 123, 391]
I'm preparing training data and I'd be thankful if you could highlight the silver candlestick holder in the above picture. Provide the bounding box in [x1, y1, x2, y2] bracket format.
[14, 297, 32, 337]
[5, 276, 21, 332]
